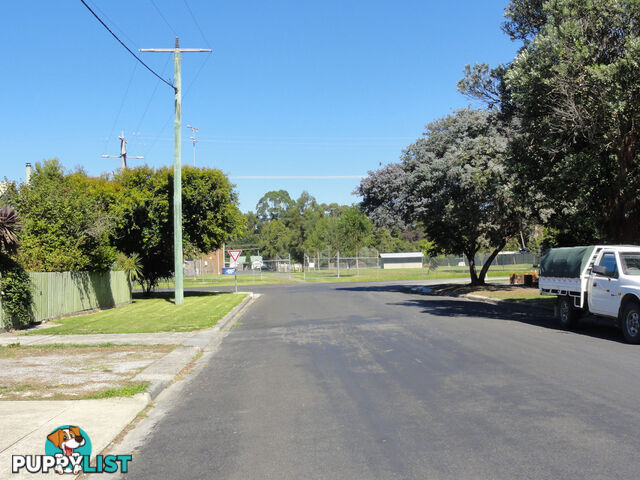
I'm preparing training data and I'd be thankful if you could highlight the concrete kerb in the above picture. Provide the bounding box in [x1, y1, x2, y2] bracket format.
[136, 291, 257, 400]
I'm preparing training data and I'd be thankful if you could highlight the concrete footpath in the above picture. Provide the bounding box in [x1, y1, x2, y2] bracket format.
[0, 292, 257, 479]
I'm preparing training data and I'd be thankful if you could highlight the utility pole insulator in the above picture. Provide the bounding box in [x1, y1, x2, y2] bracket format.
[102, 131, 144, 169]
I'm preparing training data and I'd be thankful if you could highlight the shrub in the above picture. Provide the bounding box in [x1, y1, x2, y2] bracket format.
[0, 256, 33, 329]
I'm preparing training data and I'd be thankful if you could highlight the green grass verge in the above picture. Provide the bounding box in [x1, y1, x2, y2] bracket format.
[432, 284, 554, 308]
[294, 265, 534, 283]
[84, 382, 149, 399]
[155, 272, 297, 289]
[23, 291, 247, 335]
[154, 265, 535, 288]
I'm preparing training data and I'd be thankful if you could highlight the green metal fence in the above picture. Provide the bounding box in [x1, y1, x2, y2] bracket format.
[1, 271, 132, 324]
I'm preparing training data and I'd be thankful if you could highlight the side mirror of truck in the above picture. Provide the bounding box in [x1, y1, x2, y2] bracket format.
[592, 265, 607, 276]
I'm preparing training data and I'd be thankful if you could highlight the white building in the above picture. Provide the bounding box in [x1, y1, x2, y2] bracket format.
[379, 252, 424, 269]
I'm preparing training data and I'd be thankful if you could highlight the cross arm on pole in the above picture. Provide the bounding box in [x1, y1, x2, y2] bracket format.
[139, 49, 212, 53]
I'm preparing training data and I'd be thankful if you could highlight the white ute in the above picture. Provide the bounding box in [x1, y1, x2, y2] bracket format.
[539, 245, 640, 343]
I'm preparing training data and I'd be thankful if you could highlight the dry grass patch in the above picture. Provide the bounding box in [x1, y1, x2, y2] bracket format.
[0, 344, 175, 400]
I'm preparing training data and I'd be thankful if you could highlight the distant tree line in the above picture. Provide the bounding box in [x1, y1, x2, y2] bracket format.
[231, 189, 431, 262]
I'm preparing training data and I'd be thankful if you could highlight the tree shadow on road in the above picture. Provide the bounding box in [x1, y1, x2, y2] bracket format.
[336, 284, 627, 344]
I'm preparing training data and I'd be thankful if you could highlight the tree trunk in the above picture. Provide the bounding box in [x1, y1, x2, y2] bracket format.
[466, 251, 480, 285]
[478, 239, 507, 285]
[607, 125, 638, 243]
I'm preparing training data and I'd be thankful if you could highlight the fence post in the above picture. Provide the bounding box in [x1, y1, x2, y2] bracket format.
[337, 251, 340, 278]
[288, 254, 291, 279]
[356, 247, 359, 277]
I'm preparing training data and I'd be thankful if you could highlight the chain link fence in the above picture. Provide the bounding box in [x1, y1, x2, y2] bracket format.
[182, 249, 539, 283]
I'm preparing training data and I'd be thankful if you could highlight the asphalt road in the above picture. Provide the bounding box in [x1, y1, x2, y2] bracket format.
[124, 281, 640, 480]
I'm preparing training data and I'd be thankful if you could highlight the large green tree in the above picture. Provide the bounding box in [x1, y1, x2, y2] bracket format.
[257, 219, 292, 259]
[114, 166, 243, 292]
[358, 109, 521, 284]
[461, 0, 640, 245]
[337, 206, 372, 256]
[255, 190, 295, 223]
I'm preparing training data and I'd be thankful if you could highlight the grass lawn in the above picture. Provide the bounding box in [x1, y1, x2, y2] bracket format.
[23, 291, 247, 335]
[154, 264, 537, 288]
[294, 265, 535, 283]
[155, 271, 297, 289]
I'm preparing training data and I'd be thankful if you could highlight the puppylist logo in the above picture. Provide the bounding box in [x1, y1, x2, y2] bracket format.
[11, 425, 132, 475]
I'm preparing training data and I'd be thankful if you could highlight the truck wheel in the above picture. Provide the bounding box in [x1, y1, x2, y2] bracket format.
[557, 296, 577, 329]
[621, 301, 640, 344]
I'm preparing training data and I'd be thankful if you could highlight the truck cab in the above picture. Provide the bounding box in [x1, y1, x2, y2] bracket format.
[589, 248, 640, 315]
[540, 245, 640, 343]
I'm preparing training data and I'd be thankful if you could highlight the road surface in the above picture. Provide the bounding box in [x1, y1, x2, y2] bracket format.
[124, 281, 640, 479]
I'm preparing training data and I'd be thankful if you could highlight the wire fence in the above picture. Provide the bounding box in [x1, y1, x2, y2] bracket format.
[185, 250, 541, 281]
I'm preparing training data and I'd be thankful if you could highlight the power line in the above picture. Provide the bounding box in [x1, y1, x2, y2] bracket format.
[183, 0, 211, 48]
[103, 61, 138, 153]
[149, 0, 178, 36]
[134, 55, 171, 138]
[141, 54, 211, 158]
[79, 0, 175, 91]
[141, 114, 173, 159]
[232, 175, 365, 179]
[183, 54, 211, 99]
[85, 0, 138, 47]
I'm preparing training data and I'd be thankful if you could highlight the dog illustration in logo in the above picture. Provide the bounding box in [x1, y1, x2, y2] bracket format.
[47, 426, 85, 474]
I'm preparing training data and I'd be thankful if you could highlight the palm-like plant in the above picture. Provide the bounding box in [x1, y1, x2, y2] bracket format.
[113, 252, 143, 289]
[0, 206, 20, 255]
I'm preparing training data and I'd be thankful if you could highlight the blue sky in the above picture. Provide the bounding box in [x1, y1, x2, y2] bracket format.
[1, 1, 519, 212]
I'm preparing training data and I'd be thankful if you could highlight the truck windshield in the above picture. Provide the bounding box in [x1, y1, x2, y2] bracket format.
[620, 253, 640, 275]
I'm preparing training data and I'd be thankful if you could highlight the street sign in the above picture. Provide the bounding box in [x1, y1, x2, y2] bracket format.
[228, 249, 242, 262]
[222, 268, 236, 275]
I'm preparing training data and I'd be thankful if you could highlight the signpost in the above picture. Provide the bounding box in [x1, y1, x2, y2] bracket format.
[228, 250, 242, 293]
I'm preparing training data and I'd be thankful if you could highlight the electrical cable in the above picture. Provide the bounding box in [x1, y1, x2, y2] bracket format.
[79, 0, 175, 91]
[183, 54, 211, 100]
[143, 53, 211, 158]
[182, 0, 212, 48]
[149, 0, 178, 36]
[134, 55, 171, 140]
[141, 115, 173, 159]
[85, 0, 138, 48]
[103, 61, 139, 154]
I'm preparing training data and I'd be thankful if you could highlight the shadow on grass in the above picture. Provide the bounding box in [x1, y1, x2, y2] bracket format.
[133, 290, 227, 304]
[336, 283, 627, 344]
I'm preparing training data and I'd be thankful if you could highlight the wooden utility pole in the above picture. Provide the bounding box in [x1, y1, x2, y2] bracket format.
[140, 38, 211, 305]
[102, 131, 144, 169]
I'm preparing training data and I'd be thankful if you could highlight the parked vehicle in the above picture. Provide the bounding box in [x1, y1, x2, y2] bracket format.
[539, 245, 640, 343]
